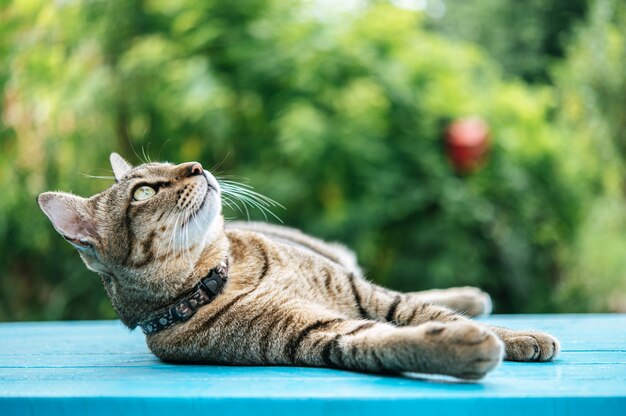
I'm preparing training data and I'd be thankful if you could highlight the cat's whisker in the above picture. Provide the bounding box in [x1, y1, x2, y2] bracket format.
[222, 190, 254, 220]
[224, 186, 284, 210]
[156, 209, 178, 274]
[184, 210, 192, 266]
[216, 175, 249, 181]
[223, 187, 277, 210]
[221, 193, 250, 219]
[128, 138, 149, 165]
[221, 194, 246, 216]
[158, 205, 179, 262]
[180, 214, 187, 264]
[170, 211, 182, 261]
[221, 198, 235, 212]
[80, 173, 116, 180]
[183, 209, 193, 266]
[192, 201, 207, 256]
[227, 193, 258, 221]
[157, 139, 172, 161]
[176, 211, 186, 257]
[221, 188, 271, 209]
[220, 185, 283, 223]
[191, 207, 205, 236]
[217, 178, 284, 204]
[210, 152, 231, 174]
[238, 195, 252, 220]
[142, 143, 153, 164]
[221, 193, 241, 211]
[218, 181, 284, 210]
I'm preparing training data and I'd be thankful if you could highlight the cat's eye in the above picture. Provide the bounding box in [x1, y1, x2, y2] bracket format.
[133, 186, 156, 201]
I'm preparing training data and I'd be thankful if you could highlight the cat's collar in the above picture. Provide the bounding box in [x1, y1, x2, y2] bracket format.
[138, 262, 229, 335]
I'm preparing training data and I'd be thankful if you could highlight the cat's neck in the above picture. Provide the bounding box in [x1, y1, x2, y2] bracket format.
[103, 230, 231, 329]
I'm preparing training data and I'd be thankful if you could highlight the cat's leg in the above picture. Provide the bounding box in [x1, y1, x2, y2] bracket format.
[344, 275, 560, 362]
[406, 287, 493, 317]
[243, 305, 504, 379]
[154, 299, 502, 379]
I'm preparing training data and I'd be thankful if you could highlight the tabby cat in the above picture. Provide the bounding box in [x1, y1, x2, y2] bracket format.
[37, 153, 559, 379]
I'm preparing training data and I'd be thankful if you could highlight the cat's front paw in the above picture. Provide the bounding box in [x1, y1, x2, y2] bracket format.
[420, 322, 504, 380]
[500, 331, 560, 362]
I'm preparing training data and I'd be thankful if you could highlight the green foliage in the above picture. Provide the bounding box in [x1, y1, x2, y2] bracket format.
[553, 0, 626, 312]
[0, 0, 613, 320]
[430, 0, 588, 82]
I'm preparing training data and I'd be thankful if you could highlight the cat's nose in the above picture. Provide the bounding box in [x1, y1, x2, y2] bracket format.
[188, 162, 204, 177]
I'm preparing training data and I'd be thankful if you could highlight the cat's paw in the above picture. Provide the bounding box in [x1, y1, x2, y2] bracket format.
[500, 331, 560, 362]
[420, 321, 504, 380]
[452, 287, 493, 317]
[432, 287, 493, 317]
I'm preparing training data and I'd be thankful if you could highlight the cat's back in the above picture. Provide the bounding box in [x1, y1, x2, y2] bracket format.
[225, 221, 360, 274]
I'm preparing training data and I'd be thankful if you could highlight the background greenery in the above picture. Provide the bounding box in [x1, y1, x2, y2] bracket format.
[1, 0, 625, 320]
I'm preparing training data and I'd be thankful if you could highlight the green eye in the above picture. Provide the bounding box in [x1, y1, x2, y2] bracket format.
[133, 186, 156, 201]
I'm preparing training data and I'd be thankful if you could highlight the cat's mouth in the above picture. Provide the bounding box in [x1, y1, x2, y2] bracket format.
[182, 172, 219, 228]
[202, 170, 220, 194]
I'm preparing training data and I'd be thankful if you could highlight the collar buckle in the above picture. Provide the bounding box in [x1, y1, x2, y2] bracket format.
[200, 269, 225, 296]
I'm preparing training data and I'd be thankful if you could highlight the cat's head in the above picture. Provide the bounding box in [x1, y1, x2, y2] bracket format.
[37, 153, 227, 326]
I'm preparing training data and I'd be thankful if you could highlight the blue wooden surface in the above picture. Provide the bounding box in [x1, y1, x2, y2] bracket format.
[0, 314, 625, 416]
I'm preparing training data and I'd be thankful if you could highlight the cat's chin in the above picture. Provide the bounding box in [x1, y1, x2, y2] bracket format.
[192, 192, 224, 246]
[198, 170, 222, 225]
[183, 171, 222, 242]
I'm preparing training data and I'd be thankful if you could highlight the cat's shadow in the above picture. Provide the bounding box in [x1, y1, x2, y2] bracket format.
[401, 372, 488, 385]
[157, 359, 487, 386]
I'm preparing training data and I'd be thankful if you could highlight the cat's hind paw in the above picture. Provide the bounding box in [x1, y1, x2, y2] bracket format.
[437, 287, 493, 317]
[411, 287, 493, 317]
[454, 287, 493, 317]
[501, 331, 560, 362]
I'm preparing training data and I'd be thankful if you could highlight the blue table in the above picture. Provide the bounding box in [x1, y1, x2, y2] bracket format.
[1, 315, 625, 416]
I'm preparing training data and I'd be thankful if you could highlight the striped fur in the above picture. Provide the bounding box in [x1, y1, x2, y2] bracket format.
[37, 154, 560, 380]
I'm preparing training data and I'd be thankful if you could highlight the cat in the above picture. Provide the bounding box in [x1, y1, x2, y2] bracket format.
[37, 153, 559, 380]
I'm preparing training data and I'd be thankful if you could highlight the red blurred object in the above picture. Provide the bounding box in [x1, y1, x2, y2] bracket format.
[445, 117, 491, 173]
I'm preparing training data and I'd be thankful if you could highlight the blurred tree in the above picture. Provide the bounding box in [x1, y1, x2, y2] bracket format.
[428, 0, 588, 82]
[0, 0, 592, 321]
[553, 0, 626, 312]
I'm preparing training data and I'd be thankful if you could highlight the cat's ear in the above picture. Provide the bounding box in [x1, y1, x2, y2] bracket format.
[110, 152, 133, 182]
[37, 192, 99, 251]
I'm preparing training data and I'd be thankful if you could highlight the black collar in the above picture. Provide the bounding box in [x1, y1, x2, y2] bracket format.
[139, 262, 229, 335]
